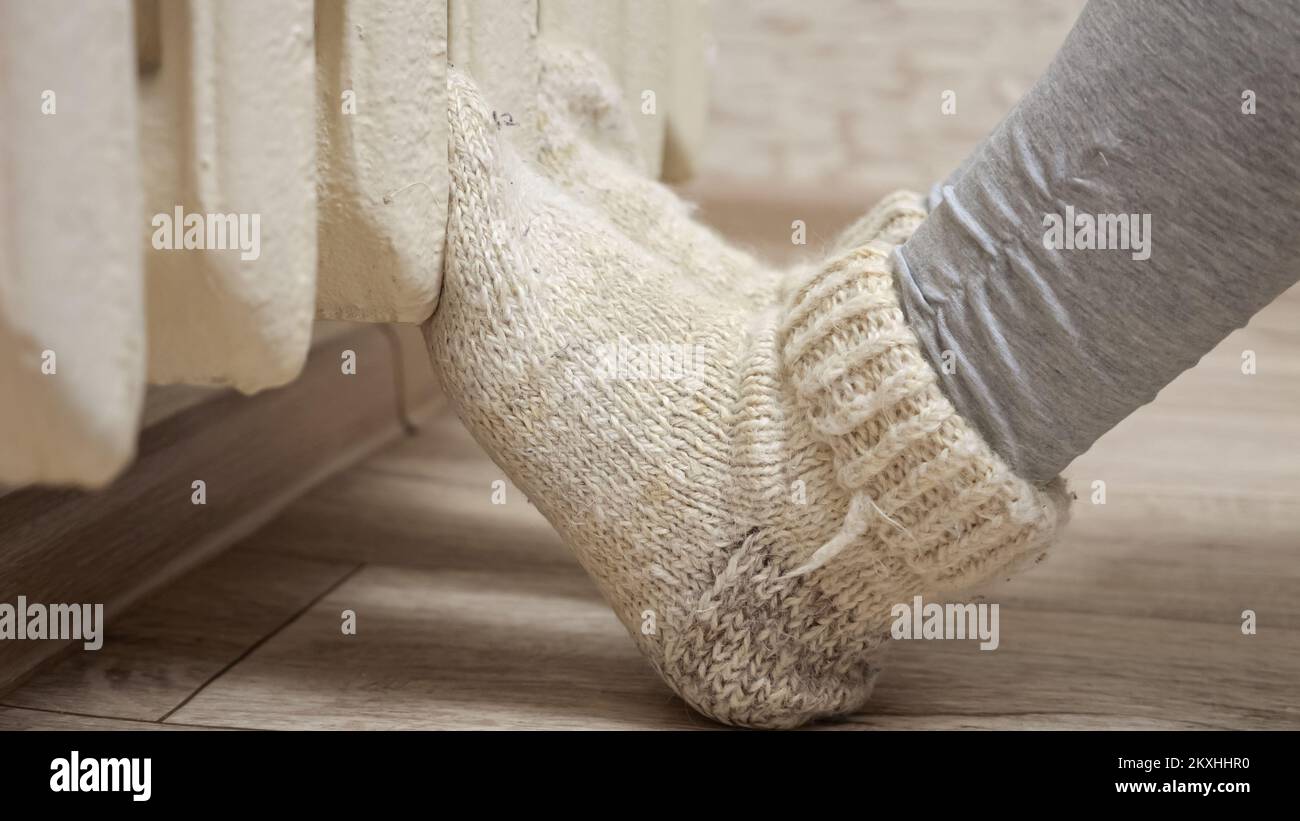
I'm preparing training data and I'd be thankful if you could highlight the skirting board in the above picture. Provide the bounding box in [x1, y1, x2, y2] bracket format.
[0, 323, 442, 693]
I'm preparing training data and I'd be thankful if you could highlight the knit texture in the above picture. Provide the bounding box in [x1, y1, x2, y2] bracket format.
[428, 49, 1070, 728]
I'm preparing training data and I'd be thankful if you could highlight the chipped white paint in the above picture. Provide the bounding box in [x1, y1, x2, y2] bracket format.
[316, 0, 448, 323]
[139, 0, 317, 393]
[450, 0, 541, 158]
[0, 0, 145, 487]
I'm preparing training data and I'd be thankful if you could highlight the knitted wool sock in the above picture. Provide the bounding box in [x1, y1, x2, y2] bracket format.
[530, 45, 782, 310]
[428, 64, 1070, 728]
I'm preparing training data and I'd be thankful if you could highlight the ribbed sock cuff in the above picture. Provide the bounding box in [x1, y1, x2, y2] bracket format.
[779, 229, 1067, 590]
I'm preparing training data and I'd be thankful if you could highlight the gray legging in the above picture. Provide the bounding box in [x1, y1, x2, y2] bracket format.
[894, 0, 1300, 482]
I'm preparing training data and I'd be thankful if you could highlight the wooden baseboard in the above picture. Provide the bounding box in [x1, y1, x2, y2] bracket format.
[0, 323, 441, 693]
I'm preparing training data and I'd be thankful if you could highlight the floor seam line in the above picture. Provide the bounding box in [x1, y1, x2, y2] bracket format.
[156, 561, 367, 724]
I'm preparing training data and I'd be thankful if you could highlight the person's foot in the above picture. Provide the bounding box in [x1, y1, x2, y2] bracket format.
[427, 62, 1069, 728]
[531, 44, 782, 310]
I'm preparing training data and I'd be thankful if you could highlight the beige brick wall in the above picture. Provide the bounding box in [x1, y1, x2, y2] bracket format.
[698, 0, 1088, 195]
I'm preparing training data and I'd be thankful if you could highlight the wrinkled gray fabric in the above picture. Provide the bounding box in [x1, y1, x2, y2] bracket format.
[894, 0, 1300, 482]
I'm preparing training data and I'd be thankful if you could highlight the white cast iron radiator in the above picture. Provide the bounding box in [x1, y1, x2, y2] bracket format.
[0, 0, 709, 488]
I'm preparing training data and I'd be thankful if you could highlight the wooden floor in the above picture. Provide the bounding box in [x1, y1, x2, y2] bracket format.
[5, 208, 1299, 730]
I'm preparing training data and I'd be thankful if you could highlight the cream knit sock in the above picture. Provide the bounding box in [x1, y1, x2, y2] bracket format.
[530, 45, 783, 310]
[428, 61, 1070, 728]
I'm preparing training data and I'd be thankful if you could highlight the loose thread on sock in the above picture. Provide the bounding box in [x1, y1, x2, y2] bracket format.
[780, 492, 906, 579]
[381, 180, 437, 205]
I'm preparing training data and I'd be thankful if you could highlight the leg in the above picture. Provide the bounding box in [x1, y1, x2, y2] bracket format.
[896, 0, 1300, 481]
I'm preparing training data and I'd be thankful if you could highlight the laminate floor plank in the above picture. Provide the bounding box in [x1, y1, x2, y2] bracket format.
[2, 552, 357, 722]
